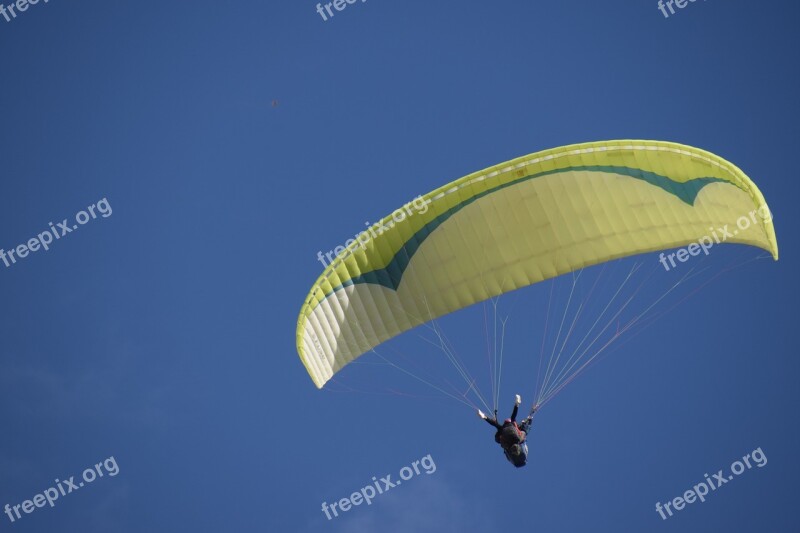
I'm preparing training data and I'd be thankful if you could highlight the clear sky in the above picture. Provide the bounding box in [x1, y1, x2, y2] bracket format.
[1, 1, 798, 532]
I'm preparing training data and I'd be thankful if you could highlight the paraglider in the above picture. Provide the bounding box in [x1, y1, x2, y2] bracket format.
[296, 139, 778, 466]
[478, 394, 536, 468]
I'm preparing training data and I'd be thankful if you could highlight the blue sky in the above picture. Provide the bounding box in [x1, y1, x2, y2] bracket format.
[1, 1, 798, 531]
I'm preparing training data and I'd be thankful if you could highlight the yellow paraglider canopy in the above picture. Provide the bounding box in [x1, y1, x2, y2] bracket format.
[297, 140, 778, 388]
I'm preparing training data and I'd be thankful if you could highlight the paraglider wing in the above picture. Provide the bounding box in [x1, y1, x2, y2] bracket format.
[297, 140, 778, 388]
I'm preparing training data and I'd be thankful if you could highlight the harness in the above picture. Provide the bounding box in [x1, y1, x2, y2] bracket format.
[496, 421, 525, 447]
